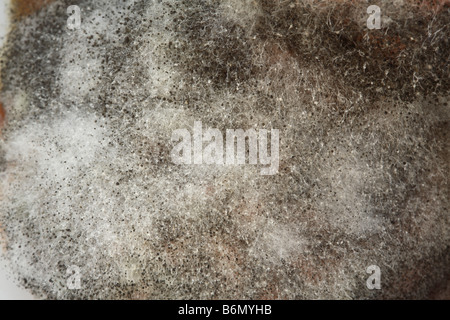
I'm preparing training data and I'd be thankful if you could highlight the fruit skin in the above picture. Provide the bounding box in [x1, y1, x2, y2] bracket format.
[11, 0, 55, 19]
[0, 102, 5, 131]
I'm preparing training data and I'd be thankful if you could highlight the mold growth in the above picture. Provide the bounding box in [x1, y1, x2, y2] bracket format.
[0, 0, 448, 299]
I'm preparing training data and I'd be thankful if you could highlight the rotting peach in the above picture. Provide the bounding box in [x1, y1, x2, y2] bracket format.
[0, 102, 5, 132]
[10, 0, 55, 20]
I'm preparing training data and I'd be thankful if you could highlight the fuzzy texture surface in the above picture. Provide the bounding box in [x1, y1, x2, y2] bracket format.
[0, 0, 449, 299]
